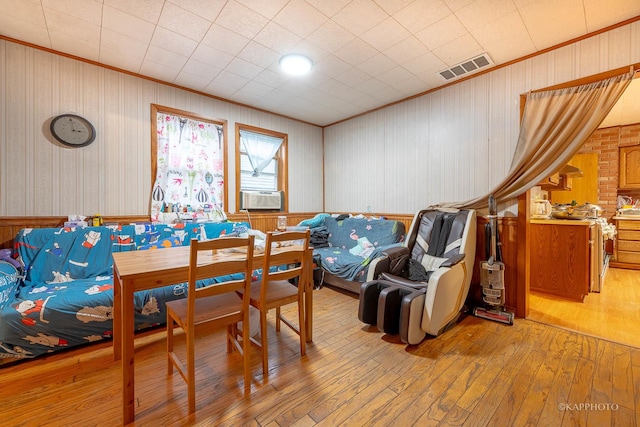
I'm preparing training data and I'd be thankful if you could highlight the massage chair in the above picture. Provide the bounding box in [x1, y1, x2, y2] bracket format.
[358, 208, 477, 344]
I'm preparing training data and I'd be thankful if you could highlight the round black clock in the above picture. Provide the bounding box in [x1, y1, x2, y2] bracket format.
[50, 114, 96, 147]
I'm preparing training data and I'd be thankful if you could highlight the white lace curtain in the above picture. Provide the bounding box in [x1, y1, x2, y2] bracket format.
[441, 70, 634, 210]
[240, 130, 284, 177]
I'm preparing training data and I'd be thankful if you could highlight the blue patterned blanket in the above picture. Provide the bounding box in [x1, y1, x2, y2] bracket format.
[0, 221, 248, 362]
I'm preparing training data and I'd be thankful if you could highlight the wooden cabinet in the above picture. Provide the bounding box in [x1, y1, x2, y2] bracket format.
[612, 219, 640, 269]
[619, 146, 640, 189]
[538, 172, 560, 188]
[530, 220, 596, 301]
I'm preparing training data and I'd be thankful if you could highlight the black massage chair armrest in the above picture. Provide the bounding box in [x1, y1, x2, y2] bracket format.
[370, 246, 410, 278]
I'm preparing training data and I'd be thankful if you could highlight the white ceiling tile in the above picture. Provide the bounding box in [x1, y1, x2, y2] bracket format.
[274, 0, 329, 38]
[238, 80, 275, 97]
[103, 0, 164, 24]
[215, 0, 270, 39]
[432, 33, 482, 66]
[200, 24, 250, 56]
[383, 36, 429, 64]
[102, 5, 155, 43]
[471, 10, 529, 49]
[415, 14, 468, 51]
[335, 38, 378, 66]
[442, 0, 476, 12]
[305, 0, 349, 17]
[377, 65, 414, 86]
[237, 41, 280, 68]
[334, 67, 374, 86]
[373, 0, 415, 15]
[483, 35, 535, 64]
[158, 2, 212, 42]
[181, 58, 223, 80]
[306, 20, 355, 52]
[49, 32, 100, 61]
[393, 0, 451, 33]
[253, 22, 302, 54]
[332, 0, 388, 36]
[173, 71, 213, 91]
[144, 44, 188, 70]
[313, 54, 352, 78]
[139, 58, 181, 81]
[318, 78, 351, 96]
[454, 0, 517, 31]
[232, 90, 263, 105]
[292, 39, 330, 64]
[361, 17, 411, 52]
[101, 28, 148, 58]
[211, 69, 251, 92]
[252, 68, 289, 88]
[583, 0, 640, 32]
[0, 0, 46, 26]
[45, 9, 101, 43]
[402, 51, 447, 75]
[203, 80, 238, 98]
[357, 53, 398, 76]
[150, 27, 198, 57]
[99, 46, 144, 71]
[235, 0, 289, 19]
[393, 75, 429, 95]
[0, 15, 50, 48]
[517, 0, 586, 50]
[225, 57, 263, 79]
[190, 43, 234, 68]
[169, 0, 226, 22]
[42, 0, 102, 25]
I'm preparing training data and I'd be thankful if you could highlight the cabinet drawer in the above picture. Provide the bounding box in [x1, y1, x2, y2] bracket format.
[618, 240, 640, 252]
[617, 220, 640, 231]
[618, 230, 640, 241]
[617, 251, 640, 264]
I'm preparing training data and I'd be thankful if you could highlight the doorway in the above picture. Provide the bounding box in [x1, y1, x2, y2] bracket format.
[522, 70, 640, 348]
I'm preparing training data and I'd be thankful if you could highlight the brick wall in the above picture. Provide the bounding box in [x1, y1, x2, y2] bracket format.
[579, 123, 640, 220]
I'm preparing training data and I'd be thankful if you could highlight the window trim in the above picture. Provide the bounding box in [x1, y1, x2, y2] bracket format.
[235, 123, 288, 212]
[151, 104, 228, 213]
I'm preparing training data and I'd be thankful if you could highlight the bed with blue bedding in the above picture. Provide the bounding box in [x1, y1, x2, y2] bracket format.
[0, 221, 249, 363]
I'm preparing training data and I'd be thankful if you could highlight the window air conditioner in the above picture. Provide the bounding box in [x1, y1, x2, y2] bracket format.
[240, 190, 283, 210]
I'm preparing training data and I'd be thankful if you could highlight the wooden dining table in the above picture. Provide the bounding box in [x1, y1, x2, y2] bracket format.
[112, 243, 313, 424]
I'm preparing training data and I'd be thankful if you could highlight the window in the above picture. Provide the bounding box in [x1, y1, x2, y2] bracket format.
[151, 104, 228, 222]
[236, 124, 288, 210]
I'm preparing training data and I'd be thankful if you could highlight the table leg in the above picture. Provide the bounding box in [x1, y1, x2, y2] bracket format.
[112, 270, 121, 361]
[121, 281, 136, 424]
[305, 250, 313, 342]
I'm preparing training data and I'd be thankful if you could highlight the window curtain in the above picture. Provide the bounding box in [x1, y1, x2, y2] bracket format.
[240, 130, 283, 177]
[440, 70, 634, 210]
[151, 113, 225, 222]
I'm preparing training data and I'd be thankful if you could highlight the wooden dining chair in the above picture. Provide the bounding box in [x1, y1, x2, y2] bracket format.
[166, 235, 255, 414]
[238, 229, 311, 376]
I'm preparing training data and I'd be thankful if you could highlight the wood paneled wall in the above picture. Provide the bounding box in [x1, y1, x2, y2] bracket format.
[323, 20, 640, 216]
[1, 212, 519, 314]
[0, 39, 324, 217]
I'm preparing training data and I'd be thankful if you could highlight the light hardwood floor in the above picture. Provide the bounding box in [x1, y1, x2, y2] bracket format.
[1, 286, 639, 426]
[528, 267, 640, 348]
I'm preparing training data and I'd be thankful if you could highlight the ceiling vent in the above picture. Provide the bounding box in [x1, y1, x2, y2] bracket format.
[438, 53, 493, 81]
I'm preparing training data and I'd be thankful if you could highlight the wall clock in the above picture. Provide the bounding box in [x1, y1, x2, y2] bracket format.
[50, 114, 96, 147]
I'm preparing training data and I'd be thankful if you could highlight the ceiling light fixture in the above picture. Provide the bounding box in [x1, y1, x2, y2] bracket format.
[279, 54, 313, 76]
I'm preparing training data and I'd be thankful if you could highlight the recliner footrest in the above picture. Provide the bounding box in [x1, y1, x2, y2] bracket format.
[377, 286, 403, 334]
